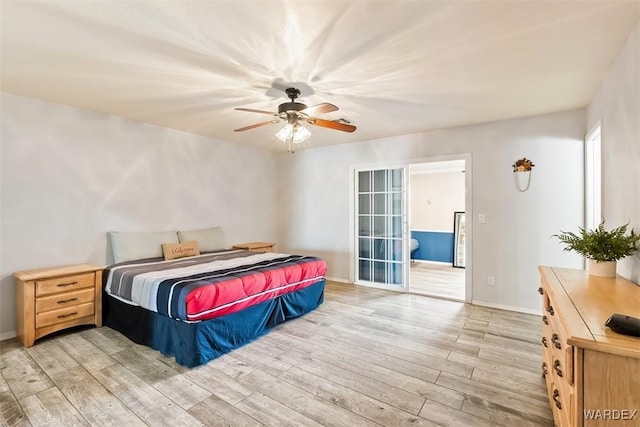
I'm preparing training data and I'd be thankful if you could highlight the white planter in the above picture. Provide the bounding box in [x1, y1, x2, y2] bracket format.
[587, 259, 617, 278]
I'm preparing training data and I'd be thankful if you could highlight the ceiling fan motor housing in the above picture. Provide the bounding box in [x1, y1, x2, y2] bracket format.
[278, 102, 307, 114]
[279, 87, 306, 113]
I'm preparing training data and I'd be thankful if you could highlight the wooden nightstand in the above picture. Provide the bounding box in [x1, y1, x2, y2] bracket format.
[232, 242, 276, 253]
[14, 264, 103, 347]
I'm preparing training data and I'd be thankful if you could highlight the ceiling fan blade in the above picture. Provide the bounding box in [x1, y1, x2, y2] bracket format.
[301, 103, 339, 115]
[235, 108, 278, 116]
[234, 120, 279, 132]
[307, 118, 356, 133]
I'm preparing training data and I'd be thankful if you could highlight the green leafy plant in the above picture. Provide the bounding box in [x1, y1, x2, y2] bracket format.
[553, 222, 640, 262]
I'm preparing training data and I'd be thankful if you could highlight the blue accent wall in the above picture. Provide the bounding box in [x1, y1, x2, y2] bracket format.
[411, 231, 454, 263]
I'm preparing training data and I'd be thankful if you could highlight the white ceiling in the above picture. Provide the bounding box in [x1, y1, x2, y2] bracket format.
[1, 1, 638, 152]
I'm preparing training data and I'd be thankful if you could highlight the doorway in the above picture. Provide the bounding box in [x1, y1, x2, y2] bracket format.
[408, 160, 467, 300]
[350, 155, 471, 302]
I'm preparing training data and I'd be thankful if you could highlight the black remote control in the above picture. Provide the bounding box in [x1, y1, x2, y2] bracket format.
[604, 313, 640, 337]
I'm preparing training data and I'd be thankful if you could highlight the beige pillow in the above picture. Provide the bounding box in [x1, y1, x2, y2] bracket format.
[162, 241, 200, 261]
[109, 230, 179, 263]
[177, 226, 225, 252]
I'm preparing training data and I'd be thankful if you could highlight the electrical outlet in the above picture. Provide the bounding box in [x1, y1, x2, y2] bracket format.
[478, 214, 486, 224]
[487, 276, 495, 286]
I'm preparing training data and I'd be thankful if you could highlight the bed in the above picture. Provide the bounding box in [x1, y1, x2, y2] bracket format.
[102, 240, 326, 367]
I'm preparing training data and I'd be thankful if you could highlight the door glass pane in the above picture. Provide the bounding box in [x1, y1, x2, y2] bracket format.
[391, 263, 402, 284]
[373, 261, 386, 282]
[373, 239, 386, 260]
[358, 238, 371, 258]
[392, 193, 402, 214]
[373, 194, 386, 214]
[359, 194, 370, 214]
[391, 169, 402, 191]
[358, 171, 371, 192]
[373, 216, 386, 237]
[359, 216, 371, 236]
[359, 260, 371, 281]
[391, 216, 402, 238]
[374, 170, 386, 192]
[390, 239, 403, 261]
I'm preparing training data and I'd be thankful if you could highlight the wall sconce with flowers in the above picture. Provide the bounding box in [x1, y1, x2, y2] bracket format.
[513, 157, 535, 192]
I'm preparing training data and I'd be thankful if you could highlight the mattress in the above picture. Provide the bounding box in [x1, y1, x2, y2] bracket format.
[104, 250, 327, 322]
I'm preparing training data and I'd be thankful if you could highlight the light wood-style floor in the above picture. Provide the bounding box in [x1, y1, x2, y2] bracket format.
[410, 263, 466, 300]
[1, 281, 552, 427]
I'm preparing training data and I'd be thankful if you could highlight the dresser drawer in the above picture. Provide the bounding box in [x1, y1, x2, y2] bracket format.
[36, 288, 94, 313]
[550, 385, 572, 427]
[36, 272, 95, 296]
[35, 302, 95, 329]
[548, 317, 575, 386]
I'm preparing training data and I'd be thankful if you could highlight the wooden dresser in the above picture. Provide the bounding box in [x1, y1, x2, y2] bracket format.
[15, 264, 103, 347]
[538, 266, 640, 427]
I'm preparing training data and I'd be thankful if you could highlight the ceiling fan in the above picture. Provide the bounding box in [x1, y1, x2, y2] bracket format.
[234, 87, 356, 152]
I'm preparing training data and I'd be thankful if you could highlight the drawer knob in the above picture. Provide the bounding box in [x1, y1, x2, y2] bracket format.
[548, 305, 554, 316]
[56, 281, 78, 287]
[551, 333, 562, 349]
[542, 315, 549, 325]
[541, 336, 548, 348]
[552, 389, 562, 410]
[542, 362, 548, 376]
[57, 311, 78, 319]
[57, 297, 78, 304]
[553, 359, 563, 377]
[538, 287, 543, 295]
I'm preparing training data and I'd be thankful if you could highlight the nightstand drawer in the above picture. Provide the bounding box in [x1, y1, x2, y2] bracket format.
[36, 288, 94, 313]
[36, 272, 95, 296]
[36, 302, 95, 329]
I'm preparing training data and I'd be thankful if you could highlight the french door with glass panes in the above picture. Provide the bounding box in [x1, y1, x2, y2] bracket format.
[355, 167, 408, 289]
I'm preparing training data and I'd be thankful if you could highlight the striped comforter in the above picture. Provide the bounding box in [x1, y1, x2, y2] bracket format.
[104, 250, 327, 322]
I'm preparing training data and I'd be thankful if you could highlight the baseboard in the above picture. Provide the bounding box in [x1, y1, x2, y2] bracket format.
[325, 276, 351, 284]
[0, 330, 17, 341]
[411, 260, 453, 266]
[471, 300, 540, 315]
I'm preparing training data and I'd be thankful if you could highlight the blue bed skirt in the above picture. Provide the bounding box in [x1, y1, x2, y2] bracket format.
[104, 279, 325, 367]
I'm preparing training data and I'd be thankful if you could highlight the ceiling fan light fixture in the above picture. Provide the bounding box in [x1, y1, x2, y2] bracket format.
[275, 123, 311, 144]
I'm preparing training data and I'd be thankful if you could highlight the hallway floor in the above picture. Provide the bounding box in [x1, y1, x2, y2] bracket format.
[410, 262, 465, 300]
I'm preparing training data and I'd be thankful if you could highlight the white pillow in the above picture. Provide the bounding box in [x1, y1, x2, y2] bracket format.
[109, 230, 179, 263]
[177, 226, 225, 252]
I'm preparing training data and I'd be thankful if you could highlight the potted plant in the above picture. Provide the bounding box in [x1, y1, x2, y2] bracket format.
[554, 221, 639, 277]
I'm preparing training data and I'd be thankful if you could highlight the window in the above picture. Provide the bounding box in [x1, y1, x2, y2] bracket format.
[585, 123, 601, 230]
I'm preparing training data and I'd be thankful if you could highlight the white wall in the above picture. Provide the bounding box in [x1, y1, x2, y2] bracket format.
[276, 109, 585, 313]
[587, 21, 640, 284]
[0, 93, 279, 339]
[411, 172, 465, 232]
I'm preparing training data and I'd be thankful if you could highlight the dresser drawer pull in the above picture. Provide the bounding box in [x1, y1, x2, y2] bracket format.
[542, 315, 549, 325]
[57, 311, 78, 319]
[542, 362, 548, 376]
[541, 336, 548, 347]
[56, 281, 78, 287]
[552, 389, 562, 410]
[551, 333, 562, 349]
[548, 305, 554, 315]
[553, 359, 563, 377]
[538, 287, 543, 295]
[57, 297, 78, 304]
